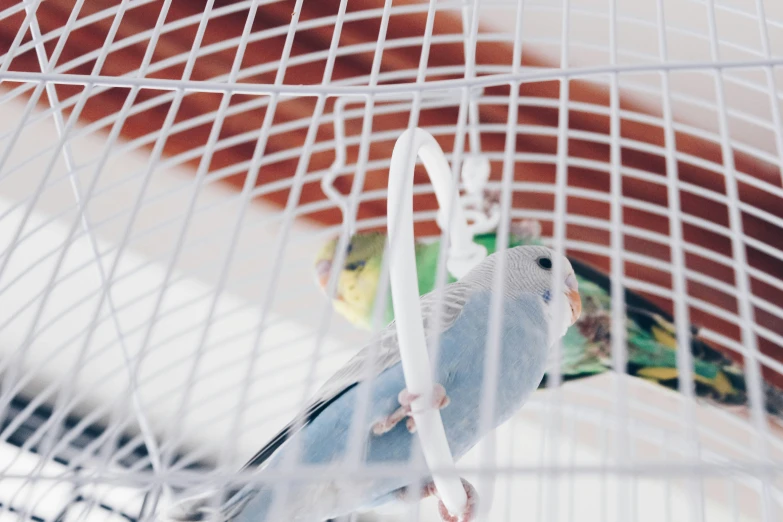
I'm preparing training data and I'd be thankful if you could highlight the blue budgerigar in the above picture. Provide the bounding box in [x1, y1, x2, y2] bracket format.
[168, 245, 582, 522]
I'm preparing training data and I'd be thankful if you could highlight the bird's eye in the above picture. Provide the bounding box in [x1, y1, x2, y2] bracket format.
[346, 260, 365, 271]
[346, 243, 353, 254]
[537, 257, 552, 270]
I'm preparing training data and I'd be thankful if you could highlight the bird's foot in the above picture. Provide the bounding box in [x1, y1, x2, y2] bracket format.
[395, 478, 479, 522]
[438, 479, 478, 522]
[371, 384, 450, 435]
[421, 478, 478, 522]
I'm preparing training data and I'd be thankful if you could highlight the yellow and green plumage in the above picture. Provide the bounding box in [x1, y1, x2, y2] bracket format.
[313, 226, 783, 424]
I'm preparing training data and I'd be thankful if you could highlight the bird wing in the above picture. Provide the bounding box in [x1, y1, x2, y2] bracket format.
[567, 256, 745, 400]
[239, 282, 472, 471]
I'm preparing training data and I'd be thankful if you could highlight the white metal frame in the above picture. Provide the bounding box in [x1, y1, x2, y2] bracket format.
[386, 127, 484, 516]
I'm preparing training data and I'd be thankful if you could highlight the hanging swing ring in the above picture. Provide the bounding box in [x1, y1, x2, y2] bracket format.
[386, 127, 486, 518]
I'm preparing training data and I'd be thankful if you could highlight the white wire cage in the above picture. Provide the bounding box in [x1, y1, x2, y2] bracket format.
[0, 0, 782, 521]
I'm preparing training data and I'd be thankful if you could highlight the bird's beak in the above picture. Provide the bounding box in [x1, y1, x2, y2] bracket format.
[564, 272, 581, 325]
[315, 259, 332, 290]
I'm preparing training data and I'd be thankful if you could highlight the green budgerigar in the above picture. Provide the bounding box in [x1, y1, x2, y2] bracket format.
[313, 221, 783, 426]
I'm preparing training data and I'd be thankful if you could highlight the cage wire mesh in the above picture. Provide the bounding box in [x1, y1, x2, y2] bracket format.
[0, 0, 782, 521]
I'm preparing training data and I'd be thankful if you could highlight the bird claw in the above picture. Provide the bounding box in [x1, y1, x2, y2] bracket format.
[371, 384, 450, 435]
[394, 478, 479, 522]
[429, 478, 479, 522]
